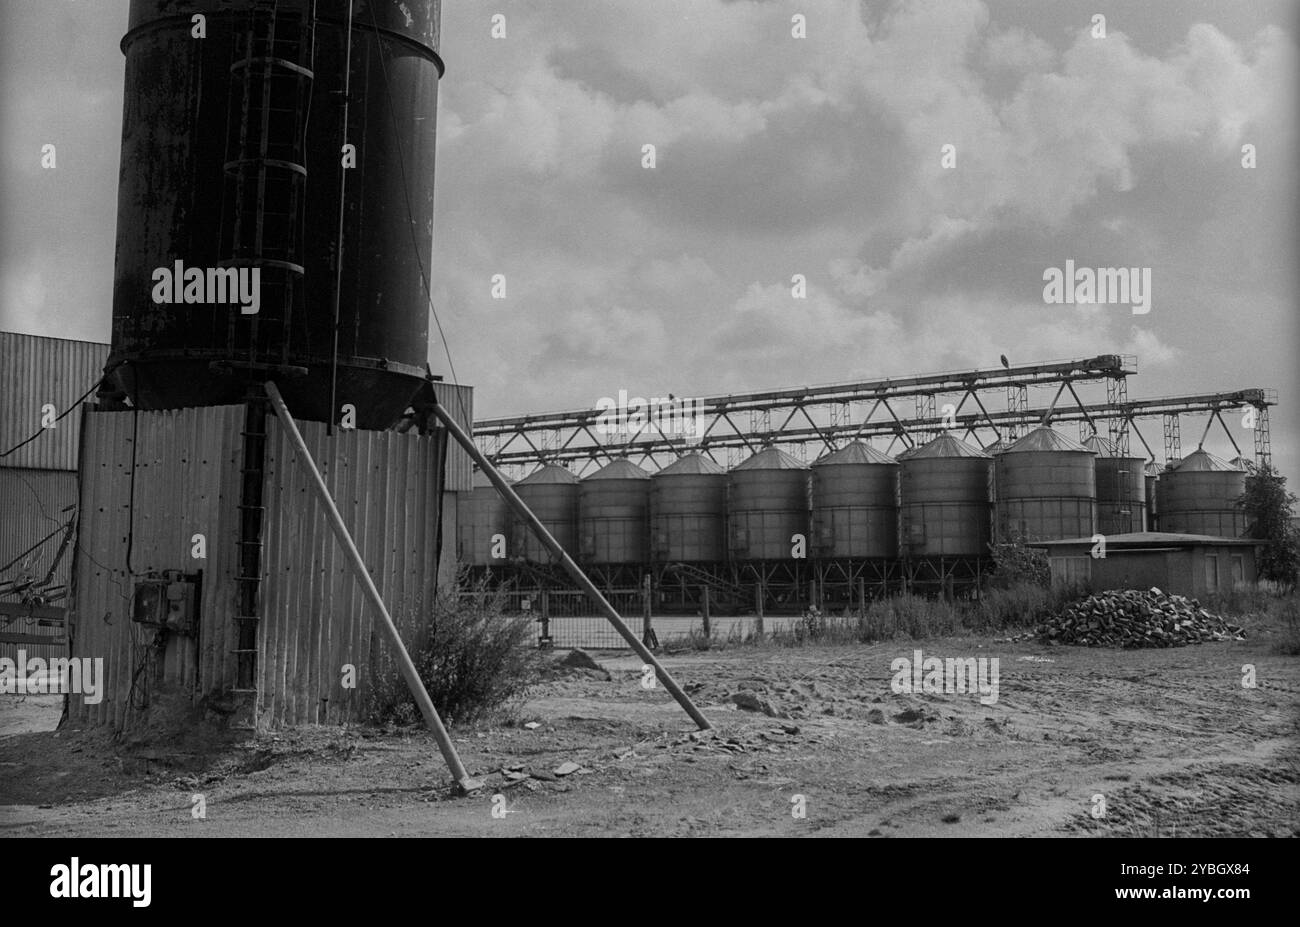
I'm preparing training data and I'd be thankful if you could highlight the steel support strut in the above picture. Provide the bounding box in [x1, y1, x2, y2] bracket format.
[426, 395, 714, 731]
[264, 382, 483, 793]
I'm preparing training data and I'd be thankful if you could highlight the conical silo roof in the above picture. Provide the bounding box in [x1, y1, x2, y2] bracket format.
[982, 439, 1011, 455]
[733, 447, 808, 470]
[1174, 449, 1241, 472]
[585, 459, 650, 480]
[1003, 426, 1091, 454]
[472, 469, 513, 488]
[654, 452, 725, 476]
[1144, 461, 1162, 477]
[516, 463, 579, 485]
[1083, 435, 1119, 457]
[907, 433, 991, 459]
[813, 441, 897, 466]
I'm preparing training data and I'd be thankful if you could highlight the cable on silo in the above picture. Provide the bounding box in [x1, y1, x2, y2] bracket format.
[363, 2, 472, 432]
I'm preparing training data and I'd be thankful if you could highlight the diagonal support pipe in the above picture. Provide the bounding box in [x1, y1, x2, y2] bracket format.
[264, 381, 483, 793]
[426, 396, 714, 731]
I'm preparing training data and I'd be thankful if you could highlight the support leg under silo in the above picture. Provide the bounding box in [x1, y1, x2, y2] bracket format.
[426, 398, 714, 732]
[263, 382, 483, 793]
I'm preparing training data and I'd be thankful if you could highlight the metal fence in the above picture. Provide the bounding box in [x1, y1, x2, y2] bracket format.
[454, 586, 797, 650]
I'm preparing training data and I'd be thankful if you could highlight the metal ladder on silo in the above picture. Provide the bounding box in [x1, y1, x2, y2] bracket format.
[220, 0, 316, 369]
[220, 1, 317, 716]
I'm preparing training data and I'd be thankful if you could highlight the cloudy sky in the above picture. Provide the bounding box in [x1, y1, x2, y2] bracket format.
[1, 0, 1297, 474]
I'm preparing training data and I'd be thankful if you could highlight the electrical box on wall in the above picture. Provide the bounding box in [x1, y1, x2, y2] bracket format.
[131, 570, 200, 635]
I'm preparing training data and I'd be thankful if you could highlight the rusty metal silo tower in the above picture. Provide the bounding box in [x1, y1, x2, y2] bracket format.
[105, 0, 444, 428]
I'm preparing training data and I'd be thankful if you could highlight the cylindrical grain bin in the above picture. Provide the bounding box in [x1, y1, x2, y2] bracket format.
[650, 453, 727, 562]
[457, 470, 513, 566]
[727, 447, 810, 561]
[899, 434, 992, 558]
[983, 439, 1010, 506]
[995, 427, 1096, 542]
[1084, 436, 1147, 534]
[810, 441, 899, 559]
[578, 459, 650, 564]
[1157, 449, 1246, 537]
[512, 464, 579, 562]
[1144, 462, 1161, 531]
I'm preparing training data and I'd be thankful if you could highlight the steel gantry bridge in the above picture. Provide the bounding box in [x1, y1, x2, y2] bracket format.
[474, 354, 1277, 476]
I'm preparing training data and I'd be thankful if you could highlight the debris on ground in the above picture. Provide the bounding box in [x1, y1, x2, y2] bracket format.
[1040, 588, 1246, 648]
[727, 691, 791, 719]
[555, 648, 612, 680]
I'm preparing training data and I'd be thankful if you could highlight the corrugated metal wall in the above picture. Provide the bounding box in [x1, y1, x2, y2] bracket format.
[68, 406, 245, 728]
[257, 417, 445, 726]
[0, 333, 110, 471]
[68, 404, 450, 730]
[439, 491, 460, 589]
[431, 381, 473, 492]
[0, 469, 78, 603]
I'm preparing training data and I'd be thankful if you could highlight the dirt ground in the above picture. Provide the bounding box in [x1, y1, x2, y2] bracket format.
[2, 626, 1297, 838]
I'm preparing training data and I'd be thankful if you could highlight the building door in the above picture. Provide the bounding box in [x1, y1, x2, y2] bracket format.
[1204, 554, 1219, 593]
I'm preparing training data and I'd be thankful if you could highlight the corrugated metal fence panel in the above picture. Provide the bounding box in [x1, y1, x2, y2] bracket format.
[431, 381, 472, 492]
[0, 469, 78, 602]
[0, 333, 110, 471]
[68, 406, 245, 729]
[259, 418, 444, 726]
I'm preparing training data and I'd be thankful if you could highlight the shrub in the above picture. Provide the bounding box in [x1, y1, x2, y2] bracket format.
[970, 581, 1081, 630]
[1238, 464, 1300, 589]
[366, 584, 539, 729]
[988, 534, 1051, 589]
[1272, 597, 1300, 655]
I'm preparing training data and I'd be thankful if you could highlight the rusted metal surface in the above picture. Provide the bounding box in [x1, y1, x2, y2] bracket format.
[108, 1, 445, 428]
[258, 412, 445, 726]
[68, 406, 246, 728]
[0, 333, 109, 471]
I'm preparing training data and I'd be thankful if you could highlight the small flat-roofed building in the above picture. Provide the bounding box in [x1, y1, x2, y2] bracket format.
[1030, 532, 1260, 598]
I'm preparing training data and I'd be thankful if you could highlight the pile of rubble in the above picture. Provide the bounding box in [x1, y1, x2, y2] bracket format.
[1041, 588, 1246, 648]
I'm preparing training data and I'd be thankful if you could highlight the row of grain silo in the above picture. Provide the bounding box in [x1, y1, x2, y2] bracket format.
[457, 426, 1249, 591]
